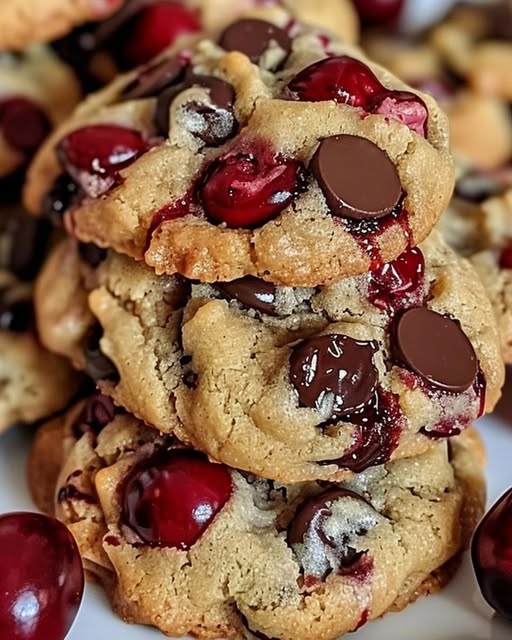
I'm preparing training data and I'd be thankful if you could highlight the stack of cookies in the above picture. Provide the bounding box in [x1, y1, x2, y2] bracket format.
[20, 3, 506, 639]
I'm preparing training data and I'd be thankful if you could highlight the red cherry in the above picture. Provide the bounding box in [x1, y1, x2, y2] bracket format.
[287, 56, 383, 108]
[123, 449, 232, 549]
[0, 512, 84, 640]
[370, 90, 428, 137]
[368, 246, 425, 313]
[500, 245, 512, 270]
[199, 149, 304, 228]
[121, 1, 201, 67]
[57, 124, 146, 198]
[353, 0, 405, 25]
[0, 98, 51, 154]
[287, 57, 428, 136]
[472, 489, 512, 619]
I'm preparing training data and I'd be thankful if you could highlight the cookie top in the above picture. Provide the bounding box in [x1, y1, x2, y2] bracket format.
[0, 0, 123, 50]
[35, 231, 504, 482]
[25, 24, 453, 286]
[53, 0, 359, 88]
[0, 48, 81, 183]
[53, 412, 485, 640]
[0, 207, 82, 430]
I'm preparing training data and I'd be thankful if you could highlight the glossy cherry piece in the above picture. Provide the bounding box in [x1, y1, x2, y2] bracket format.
[368, 246, 425, 313]
[287, 56, 427, 137]
[287, 56, 382, 108]
[121, 1, 201, 67]
[57, 124, 146, 198]
[472, 489, 512, 619]
[200, 150, 304, 227]
[0, 512, 84, 640]
[353, 0, 405, 25]
[123, 449, 232, 549]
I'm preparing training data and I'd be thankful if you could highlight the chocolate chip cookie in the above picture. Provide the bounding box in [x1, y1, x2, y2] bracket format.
[25, 22, 453, 286]
[35, 230, 503, 482]
[0, 47, 81, 188]
[0, 207, 82, 431]
[53, 0, 359, 89]
[52, 411, 485, 640]
[0, 0, 123, 50]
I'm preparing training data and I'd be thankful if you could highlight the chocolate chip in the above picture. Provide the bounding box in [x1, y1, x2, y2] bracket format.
[219, 19, 291, 65]
[392, 307, 478, 392]
[310, 135, 403, 221]
[42, 174, 80, 227]
[215, 276, 277, 315]
[455, 170, 507, 203]
[78, 243, 107, 268]
[122, 56, 187, 101]
[0, 299, 34, 333]
[71, 392, 117, 440]
[0, 211, 50, 281]
[155, 74, 237, 145]
[288, 489, 357, 544]
[288, 488, 374, 580]
[83, 323, 119, 382]
[289, 334, 378, 418]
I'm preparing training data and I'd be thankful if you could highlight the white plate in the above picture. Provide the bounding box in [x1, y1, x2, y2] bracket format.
[1, 372, 511, 640]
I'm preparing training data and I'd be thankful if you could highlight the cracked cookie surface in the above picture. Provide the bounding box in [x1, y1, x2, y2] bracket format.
[50, 412, 485, 640]
[25, 23, 453, 286]
[35, 231, 503, 482]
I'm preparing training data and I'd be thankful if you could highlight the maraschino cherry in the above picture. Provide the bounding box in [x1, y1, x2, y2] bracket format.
[200, 149, 304, 227]
[472, 489, 512, 619]
[0, 512, 84, 640]
[57, 124, 146, 198]
[120, 1, 201, 67]
[123, 449, 232, 549]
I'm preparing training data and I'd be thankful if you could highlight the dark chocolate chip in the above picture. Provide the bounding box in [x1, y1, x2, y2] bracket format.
[215, 276, 277, 315]
[0, 210, 51, 281]
[455, 170, 508, 203]
[122, 56, 187, 100]
[289, 334, 378, 417]
[83, 323, 119, 382]
[219, 19, 291, 64]
[42, 174, 80, 227]
[71, 392, 117, 440]
[288, 488, 363, 545]
[78, 242, 107, 268]
[392, 307, 478, 392]
[287, 488, 371, 578]
[310, 134, 403, 220]
[155, 74, 237, 145]
[0, 299, 34, 333]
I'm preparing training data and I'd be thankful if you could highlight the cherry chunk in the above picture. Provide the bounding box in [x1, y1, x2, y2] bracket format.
[0, 512, 84, 640]
[472, 489, 512, 619]
[123, 449, 232, 549]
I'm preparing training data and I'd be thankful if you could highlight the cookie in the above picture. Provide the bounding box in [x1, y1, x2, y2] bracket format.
[0, 207, 82, 432]
[35, 230, 503, 483]
[53, 412, 485, 640]
[28, 392, 118, 514]
[0, 47, 81, 187]
[25, 23, 453, 286]
[53, 0, 359, 89]
[0, 0, 123, 50]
